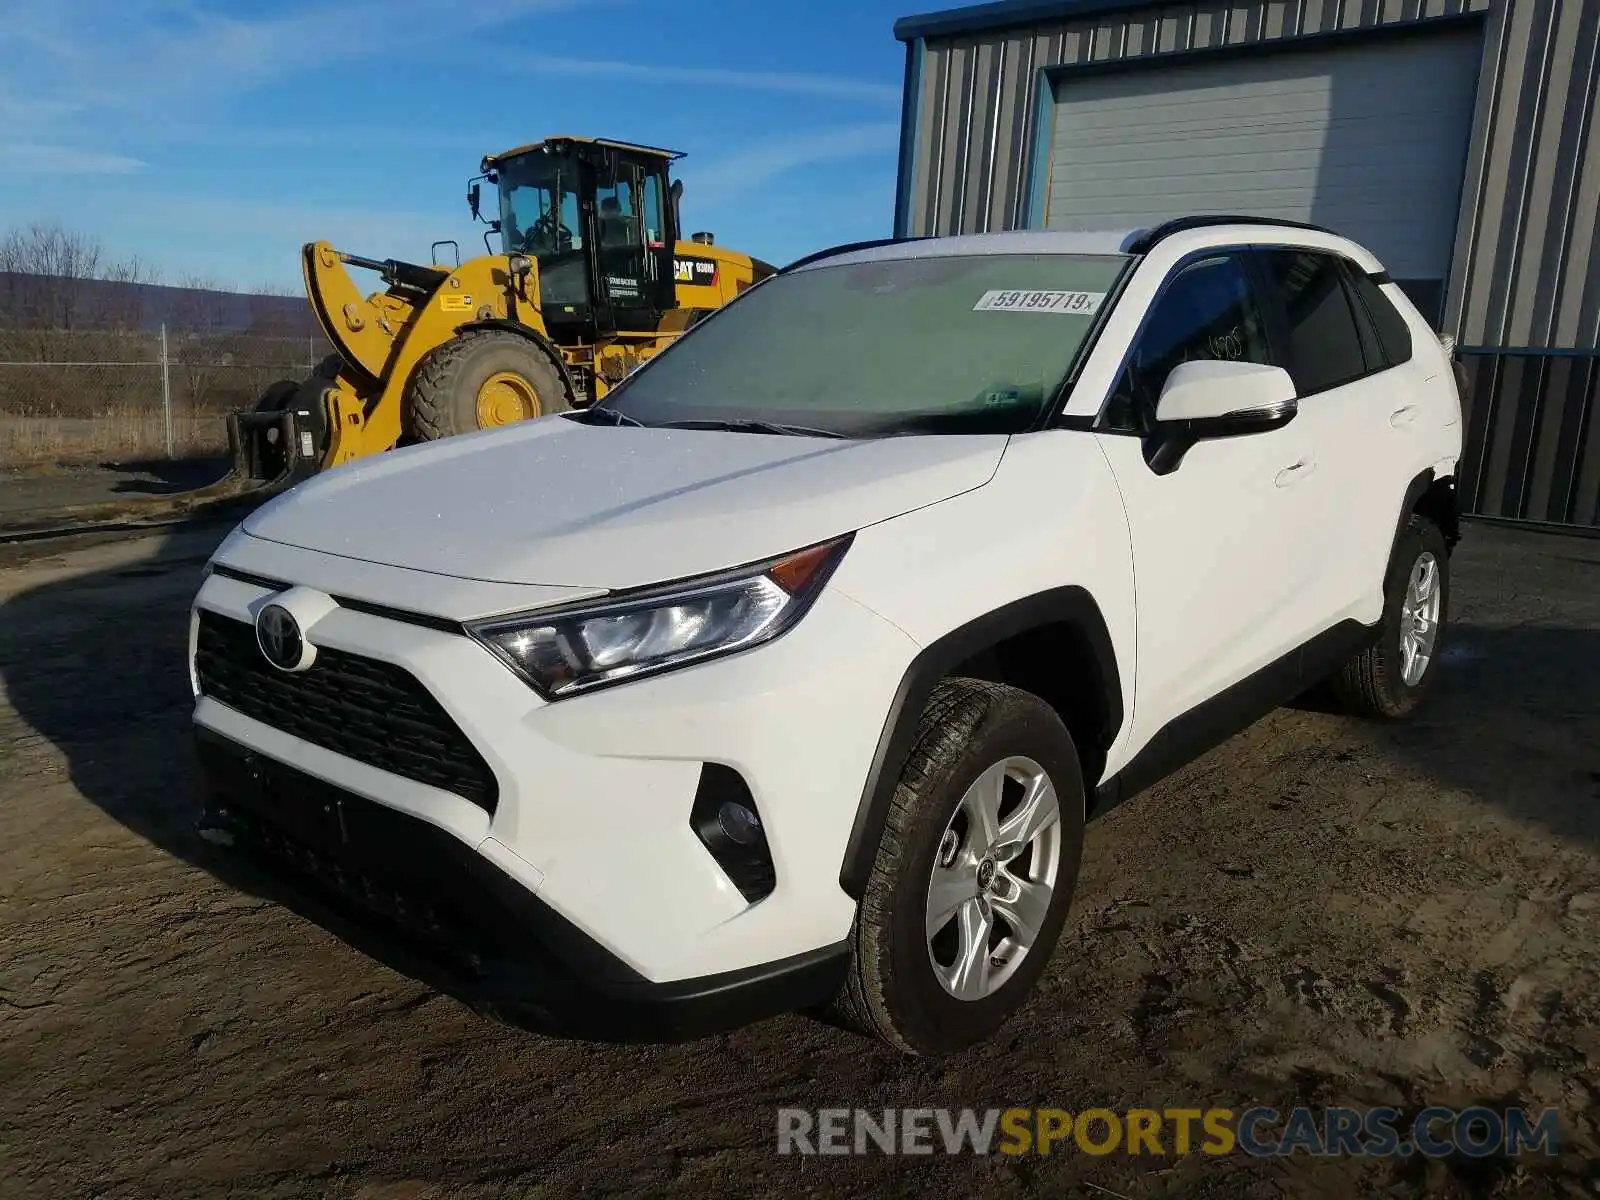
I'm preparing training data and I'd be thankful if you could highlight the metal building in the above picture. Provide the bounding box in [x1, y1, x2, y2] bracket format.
[892, 0, 1600, 531]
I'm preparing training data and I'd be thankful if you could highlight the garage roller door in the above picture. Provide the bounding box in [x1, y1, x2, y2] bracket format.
[1044, 28, 1483, 319]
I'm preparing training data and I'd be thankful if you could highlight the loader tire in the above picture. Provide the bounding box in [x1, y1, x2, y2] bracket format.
[252, 379, 300, 414]
[404, 330, 571, 443]
[311, 352, 344, 380]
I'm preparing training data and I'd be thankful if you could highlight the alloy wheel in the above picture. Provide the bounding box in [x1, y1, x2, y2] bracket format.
[1400, 551, 1442, 686]
[925, 755, 1063, 1001]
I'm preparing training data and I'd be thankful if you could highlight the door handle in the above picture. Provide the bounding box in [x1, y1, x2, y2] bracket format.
[1390, 404, 1419, 428]
[1275, 457, 1316, 487]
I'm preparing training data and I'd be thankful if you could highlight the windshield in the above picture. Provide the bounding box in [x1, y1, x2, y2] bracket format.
[496, 149, 587, 308]
[598, 252, 1130, 436]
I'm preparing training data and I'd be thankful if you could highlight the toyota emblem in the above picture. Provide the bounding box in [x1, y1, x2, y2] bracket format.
[255, 602, 308, 672]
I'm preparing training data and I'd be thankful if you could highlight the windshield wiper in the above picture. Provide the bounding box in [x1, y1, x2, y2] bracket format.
[655, 418, 851, 439]
[563, 406, 644, 428]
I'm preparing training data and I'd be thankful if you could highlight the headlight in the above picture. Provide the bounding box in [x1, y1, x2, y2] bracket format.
[467, 535, 853, 699]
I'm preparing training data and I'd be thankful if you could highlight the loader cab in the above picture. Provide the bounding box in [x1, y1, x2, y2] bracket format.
[482, 136, 681, 341]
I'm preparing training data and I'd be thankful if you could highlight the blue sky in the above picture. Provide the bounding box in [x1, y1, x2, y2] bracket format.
[0, 0, 921, 292]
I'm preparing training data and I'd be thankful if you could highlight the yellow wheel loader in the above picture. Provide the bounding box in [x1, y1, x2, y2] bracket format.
[2, 136, 776, 541]
[237, 135, 775, 486]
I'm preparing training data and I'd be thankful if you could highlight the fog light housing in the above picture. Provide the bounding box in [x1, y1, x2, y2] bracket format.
[691, 764, 775, 903]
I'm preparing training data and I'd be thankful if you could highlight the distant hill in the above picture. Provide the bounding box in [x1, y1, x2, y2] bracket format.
[0, 272, 317, 336]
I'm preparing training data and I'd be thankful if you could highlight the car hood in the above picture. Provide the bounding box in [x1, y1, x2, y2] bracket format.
[241, 416, 1008, 591]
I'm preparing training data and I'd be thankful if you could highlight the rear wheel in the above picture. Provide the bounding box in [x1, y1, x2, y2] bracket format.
[1327, 514, 1450, 719]
[824, 679, 1086, 1056]
[404, 330, 571, 443]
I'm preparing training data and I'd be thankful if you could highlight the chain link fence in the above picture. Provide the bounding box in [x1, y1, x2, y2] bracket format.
[0, 327, 336, 466]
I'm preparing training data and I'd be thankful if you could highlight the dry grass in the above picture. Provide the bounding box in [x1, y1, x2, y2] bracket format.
[1, 410, 227, 467]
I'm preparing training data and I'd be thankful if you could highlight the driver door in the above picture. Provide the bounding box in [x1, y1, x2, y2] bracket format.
[1095, 251, 1323, 751]
[594, 162, 669, 332]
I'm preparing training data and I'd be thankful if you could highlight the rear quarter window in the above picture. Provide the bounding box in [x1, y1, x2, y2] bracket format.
[1349, 271, 1415, 366]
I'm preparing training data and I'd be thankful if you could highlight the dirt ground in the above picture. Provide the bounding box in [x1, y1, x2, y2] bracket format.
[1, 516, 1597, 1199]
[0, 456, 230, 520]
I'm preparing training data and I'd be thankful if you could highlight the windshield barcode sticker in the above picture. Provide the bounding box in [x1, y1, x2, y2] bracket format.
[973, 289, 1105, 314]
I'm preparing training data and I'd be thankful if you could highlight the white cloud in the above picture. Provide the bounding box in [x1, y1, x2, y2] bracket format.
[1, 0, 602, 108]
[0, 144, 146, 175]
[0, 0, 606, 170]
[0, 1, 899, 179]
[682, 123, 902, 206]
[115, 190, 453, 253]
[518, 55, 903, 105]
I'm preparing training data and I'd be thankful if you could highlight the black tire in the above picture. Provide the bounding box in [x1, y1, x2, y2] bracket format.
[403, 330, 571, 443]
[311, 352, 344, 380]
[252, 378, 300, 414]
[825, 678, 1086, 1056]
[1328, 514, 1451, 719]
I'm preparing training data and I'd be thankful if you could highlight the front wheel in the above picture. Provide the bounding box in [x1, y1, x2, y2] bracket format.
[825, 679, 1086, 1056]
[403, 330, 572, 443]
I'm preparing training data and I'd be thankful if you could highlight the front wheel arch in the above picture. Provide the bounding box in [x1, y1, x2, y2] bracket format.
[838, 587, 1122, 900]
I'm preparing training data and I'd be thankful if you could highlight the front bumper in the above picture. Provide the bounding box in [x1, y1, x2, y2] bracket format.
[194, 728, 848, 1041]
[190, 536, 920, 987]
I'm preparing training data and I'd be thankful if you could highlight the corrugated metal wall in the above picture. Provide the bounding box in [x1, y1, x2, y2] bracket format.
[1444, 0, 1600, 351]
[907, 0, 1491, 254]
[1039, 29, 1484, 281]
[901, 0, 1600, 528]
[1460, 352, 1600, 526]
[905, 0, 1600, 353]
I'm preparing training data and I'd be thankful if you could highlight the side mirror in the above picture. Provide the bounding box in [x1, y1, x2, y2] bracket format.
[1146, 360, 1298, 475]
[1155, 359, 1297, 435]
[468, 182, 481, 221]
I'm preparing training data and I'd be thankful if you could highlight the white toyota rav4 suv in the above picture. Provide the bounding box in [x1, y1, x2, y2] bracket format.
[189, 216, 1464, 1056]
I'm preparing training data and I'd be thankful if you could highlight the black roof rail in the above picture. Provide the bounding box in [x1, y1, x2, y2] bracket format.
[782, 236, 932, 273]
[1124, 215, 1335, 255]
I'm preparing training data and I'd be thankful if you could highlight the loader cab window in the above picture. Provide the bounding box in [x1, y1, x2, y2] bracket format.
[496, 149, 587, 310]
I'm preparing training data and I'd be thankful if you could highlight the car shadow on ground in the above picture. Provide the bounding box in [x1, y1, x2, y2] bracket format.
[1285, 627, 1600, 851]
[0, 518, 598, 1037]
[101, 454, 232, 494]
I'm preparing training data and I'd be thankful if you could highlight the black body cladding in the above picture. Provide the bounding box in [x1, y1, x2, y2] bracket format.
[839, 586, 1121, 899]
[194, 730, 846, 1041]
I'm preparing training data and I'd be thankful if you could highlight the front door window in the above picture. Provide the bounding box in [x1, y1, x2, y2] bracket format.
[1103, 252, 1273, 432]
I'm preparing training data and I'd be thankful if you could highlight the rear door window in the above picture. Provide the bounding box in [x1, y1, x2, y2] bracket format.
[1252, 250, 1371, 395]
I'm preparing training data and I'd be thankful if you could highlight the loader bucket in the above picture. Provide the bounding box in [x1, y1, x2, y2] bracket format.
[228, 404, 325, 487]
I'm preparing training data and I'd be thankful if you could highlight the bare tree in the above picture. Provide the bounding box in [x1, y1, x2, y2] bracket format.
[165, 272, 237, 412]
[0, 223, 158, 335]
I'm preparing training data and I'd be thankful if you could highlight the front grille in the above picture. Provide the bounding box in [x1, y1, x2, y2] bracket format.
[194, 609, 498, 812]
[195, 732, 572, 995]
